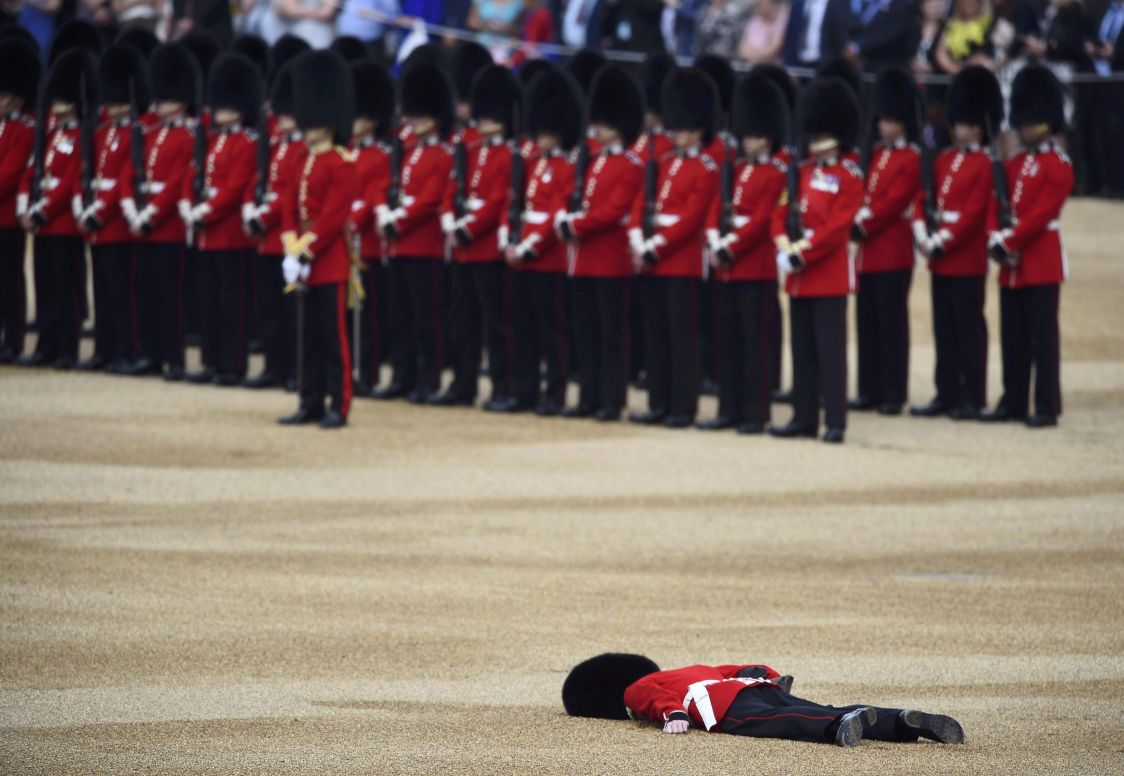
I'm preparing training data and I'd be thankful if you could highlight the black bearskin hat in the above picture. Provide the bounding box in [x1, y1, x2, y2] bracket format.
[150, 43, 202, 115]
[177, 28, 221, 81]
[751, 63, 796, 111]
[115, 26, 159, 59]
[351, 60, 395, 137]
[562, 653, 660, 719]
[399, 42, 448, 75]
[799, 76, 861, 151]
[209, 52, 263, 127]
[0, 38, 42, 109]
[452, 41, 493, 103]
[232, 34, 269, 76]
[292, 50, 354, 146]
[662, 67, 719, 142]
[567, 48, 607, 96]
[734, 68, 789, 150]
[693, 54, 735, 116]
[527, 68, 583, 150]
[331, 35, 370, 63]
[588, 64, 644, 146]
[0, 24, 39, 58]
[875, 66, 922, 140]
[49, 19, 102, 65]
[470, 64, 523, 136]
[640, 50, 676, 116]
[817, 57, 864, 104]
[268, 34, 310, 88]
[400, 60, 455, 137]
[1010, 64, 1065, 133]
[518, 57, 556, 87]
[270, 61, 297, 119]
[45, 49, 99, 117]
[947, 65, 1003, 138]
[98, 43, 150, 111]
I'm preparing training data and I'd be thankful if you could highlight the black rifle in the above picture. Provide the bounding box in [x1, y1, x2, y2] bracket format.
[508, 106, 525, 250]
[28, 83, 47, 206]
[915, 97, 939, 238]
[253, 111, 269, 210]
[78, 73, 95, 214]
[453, 129, 468, 221]
[129, 79, 147, 211]
[717, 121, 736, 266]
[783, 108, 803, 244]
[986, 114, 1015, 264]
[568, 138, 588, 214]
[641, 127, 657, 239]
[858, 84, 874, 177]
[386, 127, 403, 211]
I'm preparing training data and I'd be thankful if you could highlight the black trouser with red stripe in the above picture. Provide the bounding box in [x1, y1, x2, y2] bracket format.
[643, 276, 700, 418]
[998, 284, 1061, 418]
[254, 253, 293, 381]
[790, 295, 847, 431]
[930, 274, 987, 409]
[136, 242, 184, 370]
[448, 261, 511, 401]
[856, 268, 912, 406]
[509, 269, 569, 407]
[32, 234, 83, 362]
[389, 256, 443, 393]
[719, 684, 921, 744]
[299, 281, 353, 418]
[697, 276, 717, 387]
[197, 249, 247, 378]
[768, 291, 783, 391]
[352, 262, 386, 390]
[717, 279, 778, 425]
[570, 276, 629, 414]
[91, 242, 137, 363]
[0, 227, 26, 357]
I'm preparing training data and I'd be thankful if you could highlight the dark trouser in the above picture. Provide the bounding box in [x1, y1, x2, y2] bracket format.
[254, 253, 293, 380]
[91, 242, 137, 363]
[717, 280, 778, 424]
[768, 291, 783, 390]
[930, 274, 987, 409]
[509, 269, 569, 406]
[0, 227, 26, 355]
[299, 282, 352, 417]
[183, 245, 200, 339]
[697, 276, 718, 386]
[998, 284, 1061, 418]
[389, 256, 443, 393]
[448, 261, 511, 400]
[856, 268, 912, 406]
[719, 684, 921, 744]
[643, 276, 700, 418]
[352, 262, 386, 389]
[790, 295, 847, 431]
[136, 242, 184, 369]
[32, 234, 83, 362]
[197, 249, 247, 377]
[570, 276, 629, 412]
[629, 275, 646, 382]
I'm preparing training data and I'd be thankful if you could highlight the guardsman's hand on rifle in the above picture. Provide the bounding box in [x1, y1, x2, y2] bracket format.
[377, 204, 402, 239]
[926, 228, 952, 258]
[852, 206, 872, 242]
[987, 229, 1016, 265]
[453, 217, 473, 247]
[628, 228, 645, 258]
[555, 211, 577, 241]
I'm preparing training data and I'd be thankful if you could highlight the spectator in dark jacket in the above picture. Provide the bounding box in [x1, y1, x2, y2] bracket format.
[782, 0, 852, 67]
[848, 0, 922, 68]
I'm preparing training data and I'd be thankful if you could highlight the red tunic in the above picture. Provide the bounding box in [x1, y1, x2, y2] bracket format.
[185, 126, 257, 251]
[568, 145, 644, 278]
[624, 664, 784, 731]
[707, 154, 787, 283]
[507, 149, 574, 274]
[0, 112, 34, 230]
[392, 135, 453, 258]
[994, 143, 1074, 289]
[771, 157, 864, 297]
[18, 120, 81, 237]
[443, 135, 511, 263]
[120, 118, 194, 244]
[911, 145, 992, 278]
[856, 142, 920, 274]
[294, 144, 357, 286]
[249, 131, 306, 256]
[349, 138, 390, 261]
[85, 118, 135, 245]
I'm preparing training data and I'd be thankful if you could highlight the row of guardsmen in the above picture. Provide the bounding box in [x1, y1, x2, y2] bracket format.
[0, 25, 1073, 439]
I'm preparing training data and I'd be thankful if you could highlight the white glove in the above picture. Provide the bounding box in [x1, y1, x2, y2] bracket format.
[177, 199, 192, 224]
[628, 227, 645, 255]
[776, 251, 792, 277]
[987, 229, 1012, 251]
[497, 224, 509, 250]
[16, 193, 28, 218]
[440, 212, 456, 234]
[241, 202, 259, 224]
[705, 228, 721, 253]
[137, 204, 156, 228]
[928, 228, 953, 254]
[282, 255, 301, 285]
[911, 220, 928, 250]
[71, 195, 84, 221]
[189, 203, 212, 224]
[854, 206, 872, 227]
[299, 261, 311, 282]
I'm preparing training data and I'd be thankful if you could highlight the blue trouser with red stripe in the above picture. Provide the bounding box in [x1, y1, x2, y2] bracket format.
[300, 281, 352, 418]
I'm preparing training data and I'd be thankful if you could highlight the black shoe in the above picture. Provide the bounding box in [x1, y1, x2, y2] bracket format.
[242, 372, 279, 389]
[949, 404, 981, 421]
[319, 410, 347, 429]
[823, 427, 845, 444]
[897, 710, 964, 744]
[76, 355, 106, 371]
[699, 377, 719, 396]
[1026, 414, 1057, 428]
[163, 365, 185, 382]
[213, 372, 241, 387]
[186, 368, 215, 384]
[482, 395, 511, 412]
[561, 405, 596, 419]
[737, 422, 766, 435]
[774, 675, 794, 694]
[628, 409, 668, 425]
[53, 356, 75, 370]
[285, 377, 298, 392]
[352, 381, 372, 397]
[848, 396, 877, 411]
[16, 352, 49, 367]
[664, 414, 694, 429]
[834, 707, 873, 748]
[125, 357, 161, 376]
[0, 347, 14, 364]
[487, 397, 532, 413]
[407, 387, 436, 405]
[630, 375, 648, 391]
[535, 400, 562, 417]
[595, 407, 621, 422]
[910, 398, 951, 417]
[104, 359, 130, 375]
[771, 389, 793, 404]
[769, 421, 817, 439]
[877, 402, 903, 416]
[371, 382, 409, 400]
[979, 404, 1024, 423]
[278, 408, 323, 425]
[696, 416, 737, 431]
[430, 390, 476, 407]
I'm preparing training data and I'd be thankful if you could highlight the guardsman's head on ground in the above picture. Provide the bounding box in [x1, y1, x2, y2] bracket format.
[562, 653, 660, 720]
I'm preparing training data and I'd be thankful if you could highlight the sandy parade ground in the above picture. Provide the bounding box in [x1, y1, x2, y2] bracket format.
[1, 197, 1123, 775]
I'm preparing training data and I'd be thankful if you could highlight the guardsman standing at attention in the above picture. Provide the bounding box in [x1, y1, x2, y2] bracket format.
[278, 50, 358, 429]
[769, 77, 864, 444]
[0, 39, 40, 364]
[980, 65, 1074, 428]
[627, 67, 720, 430]
[909, 66, 1001, 422]
[849, 67, 923, 417]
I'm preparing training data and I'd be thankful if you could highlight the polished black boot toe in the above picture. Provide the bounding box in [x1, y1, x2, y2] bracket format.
[628, 409, 667, 425]
[319, 410, 347, 429]
[822, 427, 845, 444]
[696, 416, 737, 431]
[910, 398, 950, 417]
[769, 421, 817, 439]
[847, 396, 877, 411]
[1025, 414, 1057, 428]
[278, 408, 323, 425]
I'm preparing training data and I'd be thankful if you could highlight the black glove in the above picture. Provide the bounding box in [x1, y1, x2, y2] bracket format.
[248, 216, 266, 237]
[642, 249, 659, 268]
[454, 225, 472, 247]
[383, 221, 399, 240]
[519, 248, 537, 263]
[29, 211, 46, 228]
[788, 252, 805, 271]
[559, 219, 575, 241]
[81, 213, 103, 233]
[850, 223, 865, 242]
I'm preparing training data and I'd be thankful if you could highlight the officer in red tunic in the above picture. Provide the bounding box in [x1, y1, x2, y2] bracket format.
[119, 43, 198, 380]
[769, 77, 864, 444]
[0, 39, 40, 363]
[562, 653, 965, 748]
[373, 61, 455, 403]
[75, 44, 148, 374]
[698, 70, 788, 434]
[627, 68, 720, 429]
[17, 50, 97, 370]
[849, 68, 923, 416]
[181, 53, 261, 386]
[433, 65, 521, 411]
[556, 65, 645, 421]
[910, 66, 1000, 421]
[981, 65, 1074, 428]
[501, 66, 582, 416]
[278, 51, 358, 429]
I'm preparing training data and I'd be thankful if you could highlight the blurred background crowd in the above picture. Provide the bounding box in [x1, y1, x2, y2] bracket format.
[3, 0, 1123, 193]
